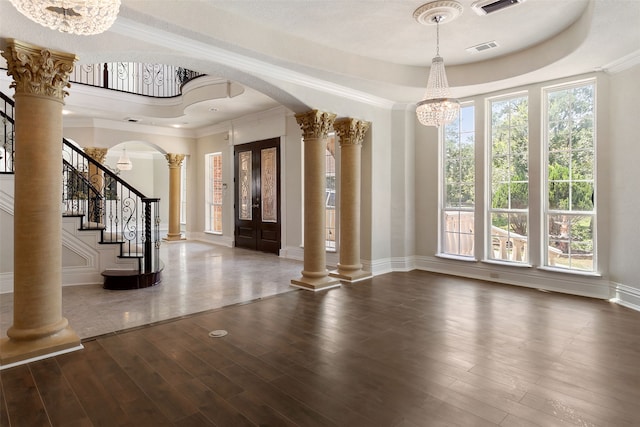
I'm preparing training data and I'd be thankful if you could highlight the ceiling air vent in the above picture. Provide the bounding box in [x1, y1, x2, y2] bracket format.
[471, 0, 526, 16]
[466, 40, 500, 54]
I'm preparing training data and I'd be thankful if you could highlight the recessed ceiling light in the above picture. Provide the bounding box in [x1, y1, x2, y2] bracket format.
[209, 107, 219, 112]
[62, 109, 71, 115]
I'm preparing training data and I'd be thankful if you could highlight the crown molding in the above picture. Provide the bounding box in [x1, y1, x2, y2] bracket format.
[601, 49, 640, 74]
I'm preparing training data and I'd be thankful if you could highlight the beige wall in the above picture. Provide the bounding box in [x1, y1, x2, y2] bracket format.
[608, 64, 640, 307]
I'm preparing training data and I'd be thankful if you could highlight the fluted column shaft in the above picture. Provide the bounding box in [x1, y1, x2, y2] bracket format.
[164, 153, 185, 241]
[1, 39, 81, 366]
[331, 118, 371, 281]
[291, 110, 341, 291]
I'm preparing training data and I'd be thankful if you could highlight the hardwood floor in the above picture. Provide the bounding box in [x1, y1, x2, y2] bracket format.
[2, 270, 639, 426]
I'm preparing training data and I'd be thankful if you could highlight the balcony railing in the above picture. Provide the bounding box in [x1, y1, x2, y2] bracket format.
[68, 62, 203, 98]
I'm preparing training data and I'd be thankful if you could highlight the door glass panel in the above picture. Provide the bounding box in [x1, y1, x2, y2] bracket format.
[261, 147, 277, 223]
[239, 151, 252, 220]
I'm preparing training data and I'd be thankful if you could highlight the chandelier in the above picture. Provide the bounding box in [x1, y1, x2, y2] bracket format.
[8, 0, 121, 35]
[414, 1, 462, 127]
[116, 147, 132, 171]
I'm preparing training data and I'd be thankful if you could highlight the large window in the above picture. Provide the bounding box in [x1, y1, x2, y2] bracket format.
[488, 94, 529, 264]
[205, 152, 223, 233]
[441, 104, 475, 257]
[544, 81, 596, 271]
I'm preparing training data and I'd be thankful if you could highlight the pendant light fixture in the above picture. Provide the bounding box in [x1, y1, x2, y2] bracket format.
[116, 146, 132, 171]
[414, 1, 462, 127]
[8, 0, 121, 35]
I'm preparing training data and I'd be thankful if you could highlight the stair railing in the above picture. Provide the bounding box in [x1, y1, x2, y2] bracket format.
[62, 139, 161, 274]
[0, 91, 15, 173]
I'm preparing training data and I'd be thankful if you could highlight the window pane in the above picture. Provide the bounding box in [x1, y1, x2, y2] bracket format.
[239, 151, 252, 221]
[546, 214, 594, 271]
[446, 183, 461, 208]
[510, 182, 529, 209]
[571, 182, 594, 211]
[572, 150, 594, 179]
[548, 181, 569, 210]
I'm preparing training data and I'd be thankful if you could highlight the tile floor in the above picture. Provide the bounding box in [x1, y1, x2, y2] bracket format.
[0, 241, 304, 339]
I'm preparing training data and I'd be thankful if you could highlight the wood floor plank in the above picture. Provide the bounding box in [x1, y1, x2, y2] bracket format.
[97, 335, 199, 423]
[28, 358, 92, 427]
[56, 341, 147, 426]
[1, 364, 50, 427]
[0, 371, 11, 427]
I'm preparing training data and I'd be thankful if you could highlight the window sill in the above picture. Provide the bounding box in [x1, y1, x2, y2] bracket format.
[482, 259, 532, 268]
[537, 266, 601, 277]
[204, 231, 223, 236]
[435, 253, 477, 262]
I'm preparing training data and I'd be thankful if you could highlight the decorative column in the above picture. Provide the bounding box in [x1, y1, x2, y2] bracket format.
[292, 110, 341, 291]
[164, 153, 185, 241]
[83, 147, 108, 225]
[0, 39, 81, 365]
[330, 118, 371, 282]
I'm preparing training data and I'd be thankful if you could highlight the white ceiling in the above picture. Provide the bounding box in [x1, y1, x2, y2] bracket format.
[1, 0, 639, 132]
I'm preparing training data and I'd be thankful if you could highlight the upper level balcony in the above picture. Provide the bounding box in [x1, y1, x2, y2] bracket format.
[69, 62, 204, 98]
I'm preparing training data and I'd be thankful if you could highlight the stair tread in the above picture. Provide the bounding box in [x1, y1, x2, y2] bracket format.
[101, 269, 140, 277]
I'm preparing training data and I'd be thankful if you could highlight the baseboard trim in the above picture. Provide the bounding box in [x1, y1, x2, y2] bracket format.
[610, 282, 640, 312]
[190, 232, 234, 247]
[414, 255, 610, 300]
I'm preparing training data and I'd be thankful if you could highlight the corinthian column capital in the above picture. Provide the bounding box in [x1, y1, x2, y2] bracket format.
[295, 110, 337, 140]
[84, 147, 109, 164]
[1, 39, 77, 101]
[334, 118, 371, 147]
[166, 153, 185, 168]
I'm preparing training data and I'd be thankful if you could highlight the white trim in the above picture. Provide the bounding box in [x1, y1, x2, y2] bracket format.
[362, 258, 393, 277]
[414, 255, 609, 299]
[0, 273, 12, 294]
[280, 245, 304, 261]
[191, 231, 234, 248]
[610, 282, 640, 313]
[601, 49, 640, 74]
[0, 345, 84, 370]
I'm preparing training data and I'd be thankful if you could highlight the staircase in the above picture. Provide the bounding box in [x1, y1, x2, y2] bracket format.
[1, 90, 163, 290]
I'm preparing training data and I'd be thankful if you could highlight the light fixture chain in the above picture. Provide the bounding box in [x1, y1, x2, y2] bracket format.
[436, 17, 440, 56]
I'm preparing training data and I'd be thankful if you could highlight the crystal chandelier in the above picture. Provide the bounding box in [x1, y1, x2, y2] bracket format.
[414, 2, 461, 127]
[9, 0, 121, 35]
[116, 147, 132, 171]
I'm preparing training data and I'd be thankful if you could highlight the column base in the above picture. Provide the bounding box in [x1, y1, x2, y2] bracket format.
[0, 326, 82, 368]
[329, 268, 372, 283]
[163, 234, 186, 241]
[291, 275, 341, 292]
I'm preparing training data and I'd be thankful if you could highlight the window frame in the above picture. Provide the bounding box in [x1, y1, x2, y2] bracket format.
[439, 102, 476, 259]
[485, 91, 530, 265]
[204, 152, 223, 234]
[542, 79, 597, 273]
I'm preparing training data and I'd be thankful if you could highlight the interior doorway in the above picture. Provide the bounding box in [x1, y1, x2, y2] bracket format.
[234, 138, 281, 254]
